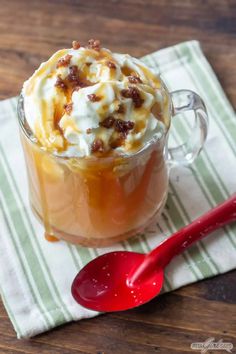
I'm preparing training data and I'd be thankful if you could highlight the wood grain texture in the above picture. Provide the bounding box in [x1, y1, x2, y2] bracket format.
[0, 0, 235, 353]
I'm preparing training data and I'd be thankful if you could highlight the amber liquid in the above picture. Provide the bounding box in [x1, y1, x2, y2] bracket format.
[21, 132, 168, 247]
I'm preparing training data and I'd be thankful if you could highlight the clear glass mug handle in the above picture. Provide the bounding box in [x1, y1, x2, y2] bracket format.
[167, 89, 208, 167]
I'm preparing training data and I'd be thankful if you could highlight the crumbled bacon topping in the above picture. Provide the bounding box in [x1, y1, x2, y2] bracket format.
[114, 119, 135, 134]
[100, 114, 134, 136]
[56, 54, 72, 68]
[128, 75, 142, 84]
[121, 87, 144, 108]
[106, 61, 116, 69]
[64, 103, 73, 114]
[117, 103, 125, 114]
[91, 138, 104, 153]
[67, 65, 80, 85]
[100, 116, 115, 128]
[72, 40, 81, 49]
[88, 39, 101, 51]
[73, 81, 90, 92]
[55, 76, 67, 90]
[66, 65, 92, 90]
[87, 94, 101, 102]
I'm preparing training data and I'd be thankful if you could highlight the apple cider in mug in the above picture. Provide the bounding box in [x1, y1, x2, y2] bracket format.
[18, 39, 208, 247]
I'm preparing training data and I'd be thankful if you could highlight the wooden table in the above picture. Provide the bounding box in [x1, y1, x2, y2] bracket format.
[0, 0, 235, 352]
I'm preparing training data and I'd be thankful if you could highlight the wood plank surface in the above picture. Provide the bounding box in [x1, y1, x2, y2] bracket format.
[0, 0, 235, 353]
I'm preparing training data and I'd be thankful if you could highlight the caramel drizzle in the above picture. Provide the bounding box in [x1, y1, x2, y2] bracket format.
[27, 42, 167, 155]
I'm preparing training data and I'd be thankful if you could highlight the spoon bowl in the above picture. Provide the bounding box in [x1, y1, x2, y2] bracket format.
[72, 251, 164, 312]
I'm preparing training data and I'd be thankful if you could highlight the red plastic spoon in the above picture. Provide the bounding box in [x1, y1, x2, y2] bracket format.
[72, 194, 236, 312]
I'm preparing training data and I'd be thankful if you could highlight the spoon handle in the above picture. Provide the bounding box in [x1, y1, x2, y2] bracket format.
[151, 194, 236, 268]
[130, 194, 236, 284]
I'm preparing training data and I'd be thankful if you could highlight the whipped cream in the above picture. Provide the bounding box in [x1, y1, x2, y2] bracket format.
[22, 40, 168, 157]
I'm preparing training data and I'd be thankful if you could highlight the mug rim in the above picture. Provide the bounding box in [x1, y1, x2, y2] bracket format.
[17, 78, 171, 163]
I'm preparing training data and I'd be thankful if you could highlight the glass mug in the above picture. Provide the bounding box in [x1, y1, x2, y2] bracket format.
[18, 81, 208, 247]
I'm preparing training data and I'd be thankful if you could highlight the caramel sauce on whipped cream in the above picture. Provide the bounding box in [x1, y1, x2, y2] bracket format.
[23, 39, 168, 157]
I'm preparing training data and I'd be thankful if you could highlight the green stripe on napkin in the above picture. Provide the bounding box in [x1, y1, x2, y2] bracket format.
[0, 40, 235, 338]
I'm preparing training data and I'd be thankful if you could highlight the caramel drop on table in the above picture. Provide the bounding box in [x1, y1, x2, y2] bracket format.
[44, 232, 60, 242]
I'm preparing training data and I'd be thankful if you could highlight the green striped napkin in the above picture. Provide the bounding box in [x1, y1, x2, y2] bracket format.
[0, 40, 236, 339]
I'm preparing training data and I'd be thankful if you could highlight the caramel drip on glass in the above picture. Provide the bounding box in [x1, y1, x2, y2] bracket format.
[33, 149, 59, 243]
[44, 233, 59, 242]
